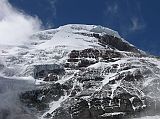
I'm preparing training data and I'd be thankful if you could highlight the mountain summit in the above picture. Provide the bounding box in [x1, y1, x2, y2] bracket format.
[1, 24, 160, 119]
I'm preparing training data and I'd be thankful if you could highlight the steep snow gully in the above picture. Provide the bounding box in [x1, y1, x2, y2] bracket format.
[0, 24, 160, 119]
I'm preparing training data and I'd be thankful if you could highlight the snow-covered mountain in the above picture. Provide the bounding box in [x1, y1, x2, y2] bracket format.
[1, 24, 160, 119]
[0, 24, 142, 77]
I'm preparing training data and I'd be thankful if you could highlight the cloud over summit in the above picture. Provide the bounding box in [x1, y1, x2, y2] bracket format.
[0, 0, 41, 46]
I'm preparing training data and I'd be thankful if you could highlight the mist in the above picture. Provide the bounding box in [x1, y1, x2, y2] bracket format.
[0, 0, 41, 46]
[0, 77, 37, 119]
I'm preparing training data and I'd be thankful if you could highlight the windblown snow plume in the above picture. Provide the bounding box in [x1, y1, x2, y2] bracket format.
[0, 0, 41, 46]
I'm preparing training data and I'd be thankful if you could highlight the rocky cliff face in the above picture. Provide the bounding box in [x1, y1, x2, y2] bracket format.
[1, 24, 160, 119]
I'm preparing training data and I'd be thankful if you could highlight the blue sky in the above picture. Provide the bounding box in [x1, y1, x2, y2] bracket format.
[9, 0, 160, 55]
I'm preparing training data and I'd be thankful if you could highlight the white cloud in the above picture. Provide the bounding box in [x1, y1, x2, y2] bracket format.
[50, 0, 57, 16]
[130, 17, 145, 32]
[0, 0, 42, 46]
[45, 0, 57, 28]
[105, 3, 118, 15]
[104, 0, 146, 36]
